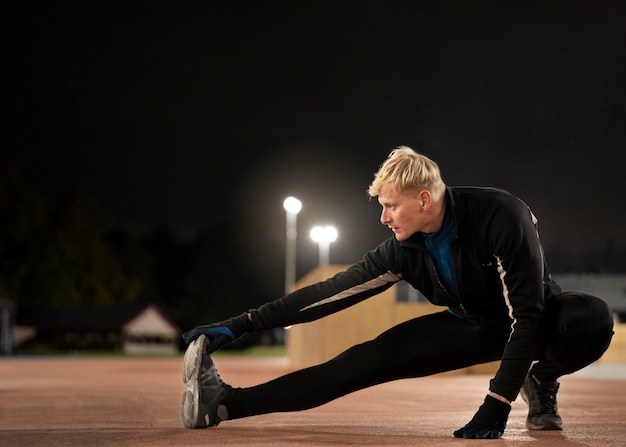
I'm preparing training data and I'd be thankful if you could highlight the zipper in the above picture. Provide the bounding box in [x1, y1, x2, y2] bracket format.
[451, 240, 467, 315]
[426, 253, 467, 315]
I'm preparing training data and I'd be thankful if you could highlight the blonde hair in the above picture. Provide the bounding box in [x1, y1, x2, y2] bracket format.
[368, 146, 446, 200]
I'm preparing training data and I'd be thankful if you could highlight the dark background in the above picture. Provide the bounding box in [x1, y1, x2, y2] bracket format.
[4, 1, 626, 329]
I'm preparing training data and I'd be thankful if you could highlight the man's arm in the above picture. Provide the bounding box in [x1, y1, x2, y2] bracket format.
[252, 239, 402, 329]
[488, 198, 546, 401]
[183, 238, 403, 348]
[455, 196, 545, 439]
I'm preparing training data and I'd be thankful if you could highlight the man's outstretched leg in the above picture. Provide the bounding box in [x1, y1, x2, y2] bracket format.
[181, 311, 510, 427]
[521, 292, 614, 431]
[182, 334, 232, 428]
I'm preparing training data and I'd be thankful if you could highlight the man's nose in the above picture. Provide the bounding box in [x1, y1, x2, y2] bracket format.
[380, 209, 389, 225]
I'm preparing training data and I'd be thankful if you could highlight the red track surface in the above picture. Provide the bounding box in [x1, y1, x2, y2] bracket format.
[1, 356, 624, 446]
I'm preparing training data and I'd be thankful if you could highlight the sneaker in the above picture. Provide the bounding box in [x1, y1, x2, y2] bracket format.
[181, 334, 231, 428]
[519, 374, 563, 430]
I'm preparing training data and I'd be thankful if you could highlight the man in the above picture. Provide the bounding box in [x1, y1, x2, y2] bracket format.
[181, 146, 614, 439]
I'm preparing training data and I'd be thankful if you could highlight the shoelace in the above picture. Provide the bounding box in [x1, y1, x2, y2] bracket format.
[537, 385, 558, 414]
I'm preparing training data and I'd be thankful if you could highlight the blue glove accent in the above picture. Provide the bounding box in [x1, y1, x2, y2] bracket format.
[182, 326, 234, 344]
[204, 326, 235, 339]
[459, 425, 505, 439]
[182, 312, 253, 352]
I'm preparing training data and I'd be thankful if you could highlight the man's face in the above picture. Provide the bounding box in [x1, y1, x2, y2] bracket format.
[377, 184, 427, 241]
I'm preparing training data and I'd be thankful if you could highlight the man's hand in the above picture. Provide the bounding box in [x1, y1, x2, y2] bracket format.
[453, 395, 511, 439]
[182, 313, 253, 354]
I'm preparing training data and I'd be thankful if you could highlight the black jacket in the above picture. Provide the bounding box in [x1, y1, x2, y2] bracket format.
[252, 186, 562, 401]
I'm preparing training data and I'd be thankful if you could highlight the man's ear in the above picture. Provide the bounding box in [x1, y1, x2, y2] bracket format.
[418, 190, 432, 209]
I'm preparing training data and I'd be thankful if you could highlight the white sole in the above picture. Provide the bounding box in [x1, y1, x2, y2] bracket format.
[181, 335, 206, 428]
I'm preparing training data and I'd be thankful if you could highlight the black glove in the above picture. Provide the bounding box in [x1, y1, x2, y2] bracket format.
[182, 312, 254, 354]
[453, 395, 511, 439]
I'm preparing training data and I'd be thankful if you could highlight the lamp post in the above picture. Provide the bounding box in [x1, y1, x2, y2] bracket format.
[283, 196, 302, 293]
[310, 225, 338, 266]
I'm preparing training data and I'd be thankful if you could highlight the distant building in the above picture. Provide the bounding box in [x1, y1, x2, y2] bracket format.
[14, 303, 181, 354]
[553, 274, 626, 321]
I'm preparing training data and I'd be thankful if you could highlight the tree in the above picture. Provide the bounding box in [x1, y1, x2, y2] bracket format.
[0, 165, 140, 308]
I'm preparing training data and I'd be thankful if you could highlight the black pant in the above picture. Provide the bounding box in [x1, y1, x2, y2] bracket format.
[224, 292, 614, 419]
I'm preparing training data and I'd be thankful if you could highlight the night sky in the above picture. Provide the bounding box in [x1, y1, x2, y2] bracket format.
[6, 1, 626, 295]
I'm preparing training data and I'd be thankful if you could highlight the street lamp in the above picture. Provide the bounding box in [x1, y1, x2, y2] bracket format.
[310, 225, 338, 266]
[283, 196, 302, 293]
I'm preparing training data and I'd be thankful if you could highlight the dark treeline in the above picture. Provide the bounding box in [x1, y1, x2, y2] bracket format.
[1, 165, 625, 334]
[0, 166, 265, 333]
